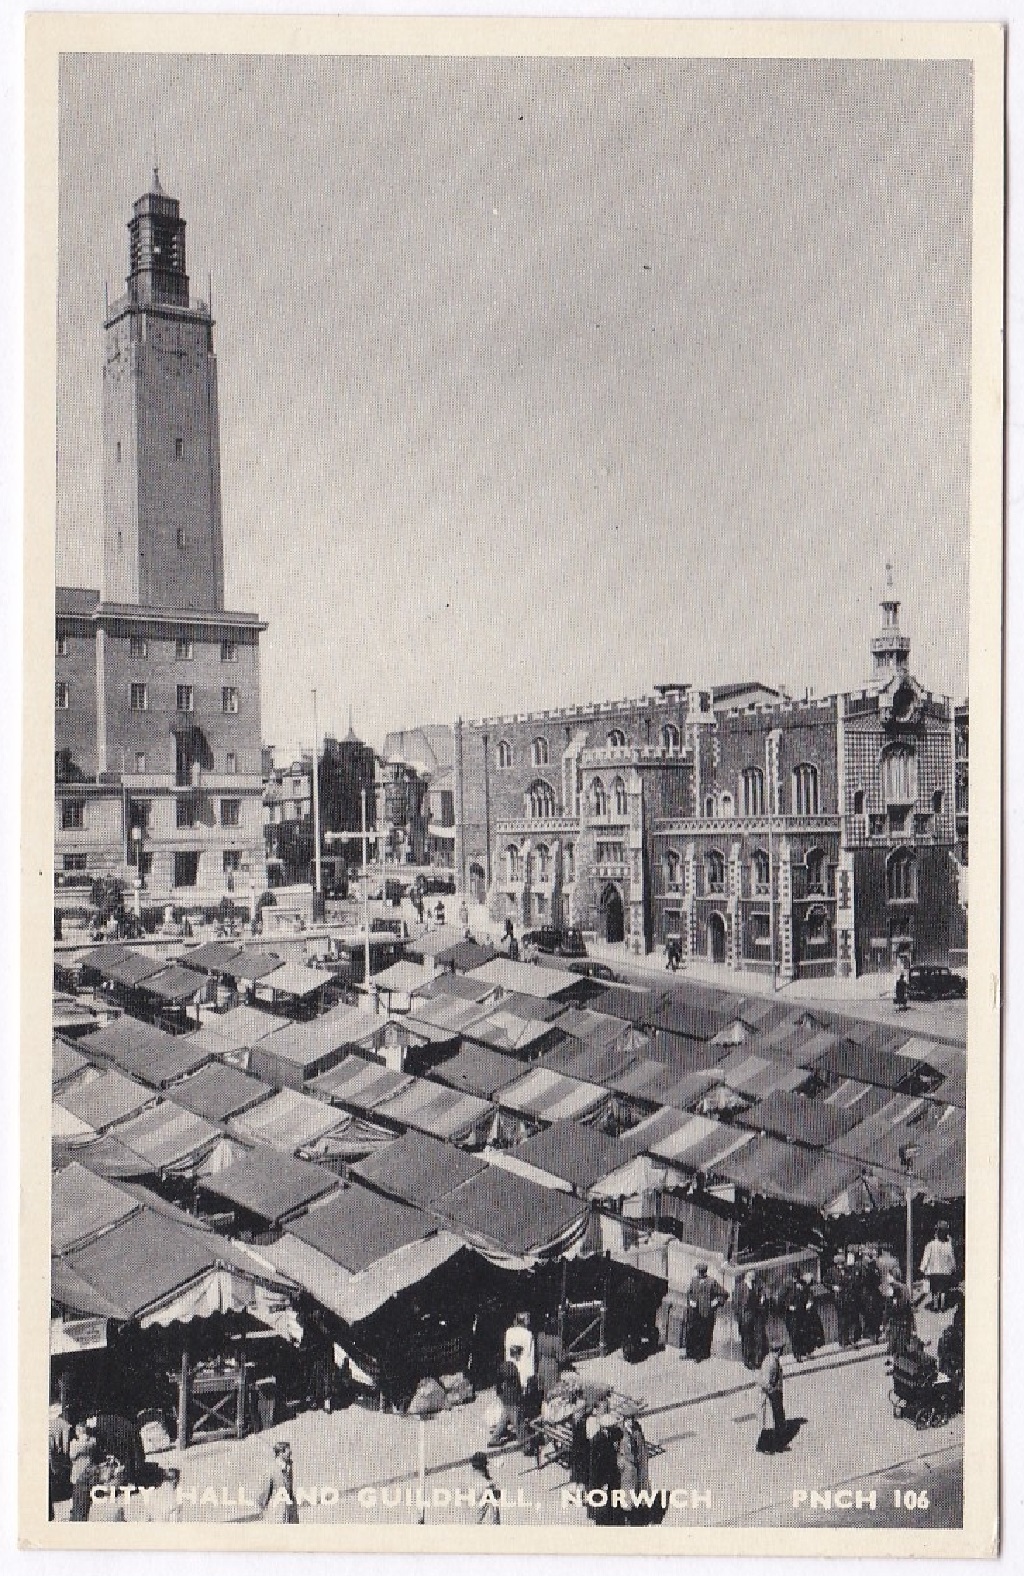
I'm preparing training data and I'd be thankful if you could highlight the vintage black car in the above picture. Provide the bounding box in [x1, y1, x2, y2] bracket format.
[522, 926, 588, 959]
[905, 964, 967, 1001]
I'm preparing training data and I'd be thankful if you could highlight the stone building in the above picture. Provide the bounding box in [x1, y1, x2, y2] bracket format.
[54, 173, 267, 916]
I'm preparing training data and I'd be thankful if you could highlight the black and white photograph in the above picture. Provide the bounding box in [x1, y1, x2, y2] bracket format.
[22, 15, 1002, 1555]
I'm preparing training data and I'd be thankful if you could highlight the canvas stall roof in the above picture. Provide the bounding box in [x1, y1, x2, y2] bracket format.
[465, 1008, 563, 1056]
[182, 941, 246, 973]
[934, 1065, 966, 1111]
[52, 1132, 153, 1179]
[820, 1078, 890, 1122]
[643, 1112, 725, 1164]
[373, 1076, 493, 1141]
[289, 1185, 439, 1272]
[260, 1228, 464, 1326]
[713, 1135, 864, 1209]
[200, 1149, 339, 1222]
[893, 1036, 965, 1074]
[188, 1005, 286, 1054]
[470, 957, 581, 999]
[416, 972, 496, 1006]
[716, 1050, 812, 1098]
[172, 1062, 275, 1123]
[503, 1121, 626, 1193]
[77, 944, 132, 974]
[435, 940, 499, 974]
[52, 1038, 90, 1089]
[810, 1038, 935, 1091]
[79, 1016, 176, 1068]
[100, 950, 168, 989]
[252, 1008, 366, 1072]
[539, 1037, 641, 1088]
[554, 1006, 635, 1045]
[370, 960, 436, 995]
[225, 948, 285, 982]
[141, 964, 208, 1004]
[350, 1129, 487, 1208]
[230, 1087, 347, 1151]
[427, 1044, 523, 1099]
[606, 1058, 721, 1112]
[647, 1032, 728, 1077]
[52, 998, 99, 1034]
[914, 1138, 965, 1198]
[304, 1112, 399, 1165]
[499, 1066, 608, 1122]
[60, 1068, 157, 1131]
[51, 1162, 140, 1253]
[833, 1095, 943, 1171]
[60, 1208, 220, 1319]
[621, 1105, 699, 1157]
[111, 1100, 223, 1171]
[407, 993, 493, 1035]
[50, 1256, 132, 1320]
[308, 1054, 412, 1112]
[440, 1166, 586, 1258]
[53, 1102, 95, 1139]
[578, 985, 653, 1027]
[405, 926, 467, 962]
[640, 991, 735, 1042]
[737, 1089, 860, 1148]
[653, 1119, 757, 1176]
[119, 1033, 213, 1090]
[495, 992, 566, 1024]
[259, 962, 331, 999]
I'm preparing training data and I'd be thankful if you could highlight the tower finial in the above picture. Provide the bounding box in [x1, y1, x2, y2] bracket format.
[151, 131, 163, 194]
[885, 558, 894, 593]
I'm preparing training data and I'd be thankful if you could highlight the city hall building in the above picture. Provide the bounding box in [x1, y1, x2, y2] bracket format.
[454, 576, 967, 979]
[54, 174, 267, 915]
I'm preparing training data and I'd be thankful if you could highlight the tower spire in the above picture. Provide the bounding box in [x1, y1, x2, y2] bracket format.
[871, 560, 911, 681]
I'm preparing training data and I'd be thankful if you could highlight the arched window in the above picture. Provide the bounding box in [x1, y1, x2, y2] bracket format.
[665, 849, 681, 889]
[535, 843, 550, 882]
[661, 722, 680, 754]
[751, 848, 770, 893]
[527, 780, 556, 819]
[932, 788, 944, 816]
[706, 849, 726, 893]
[531, 737, 549, 767]
[741, 767, 765, 817]
[591, 777, 608, 816]
[704, 795, 716, 818]
[881, 744, 916, 805]
[612, 776, 628, 816]
[804, 906, 831, 950]
[887, 848, 916, 901]
[792, 763, 820, 816]
[505, 845, 520, 883]
[497, 740, 512, 769]
[607, 729, 626, 747]
[853, 788, 865, 816]
[563, 843, 575, 884]
[720, 791, 734, 818]
[805, 846, 825, 895]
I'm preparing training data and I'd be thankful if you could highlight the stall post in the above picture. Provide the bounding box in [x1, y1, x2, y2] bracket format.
[407, 1380, 445, 1526]
[177, 1346, 191, 1450]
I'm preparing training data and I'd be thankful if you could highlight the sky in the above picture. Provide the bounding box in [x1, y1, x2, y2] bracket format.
[55, 52, 973, 756]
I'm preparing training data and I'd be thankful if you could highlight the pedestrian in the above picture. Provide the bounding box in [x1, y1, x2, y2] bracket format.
[778, 1270, 807, 1358]
[467, 1451, 501, 1524]
[69, 1421, 98, 1522]
[535, 1311, 562, 1398]
[884, 1276, 916, 1357]
[504, 1310, 536, 1390]
[738, 1273, 770, 1371]
[48, 1406, 73, 1520]
[894, 971, 909, 1011]
[799, 1271, 824, 1356]
[488, 1359, 523, 1448]
[616, 1412, 652, 1525]
[920, 1220, 957, 1311]
[756, 1340, 787, 1454]
[145, 1464, 181, 1522]
[258, 1440, 299, 1524]
[685, 1262, 727, 1362]
[857, 1249, 884, 1342]
[828, 1252, 858, 1348]
[587, 1413, 622, 1525]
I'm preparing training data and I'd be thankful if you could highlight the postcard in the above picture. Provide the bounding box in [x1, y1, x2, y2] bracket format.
[21, 14, 1002, 1556]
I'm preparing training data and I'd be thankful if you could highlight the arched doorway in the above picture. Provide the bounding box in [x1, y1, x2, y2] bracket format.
[601, 884, 625, 945]
[469, 862, 486, 905]
[708, 911, 727, 964]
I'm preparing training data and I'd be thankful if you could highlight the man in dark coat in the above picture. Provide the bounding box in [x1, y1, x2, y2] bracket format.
[685, 1262, 727, 1362]
[884, 1277, 916, 1357]
[828, 1252, 859, 1348]
[856, 1250, 884, 1343]
[737, 1273, 770, 1371]
[756, 1340, 787, 1454]
[779, 1271, 809, 1358]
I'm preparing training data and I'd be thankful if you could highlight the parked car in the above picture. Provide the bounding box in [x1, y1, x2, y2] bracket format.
[905, 964, 967, 1001]
[521, 926, 588, 959]
[566, 959, 617, 982]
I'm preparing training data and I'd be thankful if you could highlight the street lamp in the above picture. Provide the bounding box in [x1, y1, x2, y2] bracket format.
[899, 1143, 920, 1290]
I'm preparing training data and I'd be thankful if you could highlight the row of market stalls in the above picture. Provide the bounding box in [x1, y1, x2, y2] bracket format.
[50, 937, 966, 1440]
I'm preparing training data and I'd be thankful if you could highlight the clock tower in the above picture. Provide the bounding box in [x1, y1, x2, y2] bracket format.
[102, 170, 225, 611]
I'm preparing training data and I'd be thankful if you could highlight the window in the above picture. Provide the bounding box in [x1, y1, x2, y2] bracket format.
[130, 683, 148, 712]
[129, 635, 148, 658]
[174, 437, 184, 459]
[115, 440, 122, 463]
[527, 780, 556, 819]
[62, 853, 88, 872]
[220, 640, 237, 663]
[887, 849, 916, 901]
[597, 840, 625, 865]
[853, 789, 865, 817]
[661, 723, 681, 753]
[223, 849, 242, 873]
[134, 752, 146, 773]
[129, 800, 152, 833]
[792, 763, 820, 816]
[704, 795, 716, 818]
[706, 849, 726, 893]
[741, 767, 765, 817]
[220, 799, 241, 827]
[55, 632, 67, 658]
[881, 744, 916, 805]
[752, 849, 770, 893]
[591, 778, 608, 816]
[563, 843, 575, 884]
[506, 845, 520, 883]
[613, 776, 628, 816]
[60, 800, 84, 830]
[177, 684, 194, 713]
[665, 849, 681, 889]
[497, 740, 512, 769]
[720, 791, 734, 818]
[805, 907, 831, 949]
[607, 729, 626, 747]
[805, 847, 825, 895]
[225, 751, 237, 775]
[535, 843, 550, 881]
[174, 851, 200, 889]
[531, 737, 549, 767]
[175, 637, 193, 661]
[54, 681, 69, 710]
[177, 797, 196, 829]
[932, 789, 944, 816]
[751, 911, 771, 947]
[222, 687, 239, 714]
[137, 852, 153, 880]
[176, 528, 186, 551]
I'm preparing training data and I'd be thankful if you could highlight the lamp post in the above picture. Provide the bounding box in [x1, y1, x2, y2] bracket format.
[899, 1144, 920, 1290]
[130, 824, 143, 918]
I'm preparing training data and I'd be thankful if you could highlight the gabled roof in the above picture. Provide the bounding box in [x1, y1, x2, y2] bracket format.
[504, 1121, 626, 1192]
[427, 1044, 524, 1100]
[350, 1129, 487, 1208]
[199, 1149, 339, 1223]
[51, 1163, 139, 1254]
[289, 1186, 438, 1273]
[171, 1062, 275, 1123]
[59, 1068, 157, 1130]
